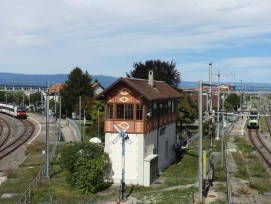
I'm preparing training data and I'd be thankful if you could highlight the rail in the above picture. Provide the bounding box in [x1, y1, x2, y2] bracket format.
[225, 154, 233, 203]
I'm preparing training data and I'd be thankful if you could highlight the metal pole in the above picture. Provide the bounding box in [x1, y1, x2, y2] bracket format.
[198, 80, 203, 202]
[240, 80, 243, 110]
[23, 92, 25, 106]
[121, 137, 126, 201]
[45, 81, 50, 179]
[221, 94, 225, 168]
[58, 96, 61, 141]
[208, 63, 212, 113]
[54, 93, 56, 123]
[98, 110, 100, 138]
[79, 96, 82, 141]
[216, 71, 220, 140]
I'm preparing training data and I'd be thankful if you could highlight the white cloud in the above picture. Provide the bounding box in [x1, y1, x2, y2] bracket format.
[0, 0, 271, 82]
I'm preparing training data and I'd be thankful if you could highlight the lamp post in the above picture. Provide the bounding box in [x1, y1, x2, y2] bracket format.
[207, 63, 212, 113]
[58, 96, 61, 141]
[240, 80, 243, 111]
[198, 80, 203, 202]
[45, 81, 50, 179]
[79, 96, 82, 141]
[216, 71, 220, 140]
[221, 94, 225, 168]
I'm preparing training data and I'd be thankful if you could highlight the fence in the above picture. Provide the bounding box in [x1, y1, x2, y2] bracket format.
[66, 117, 81, 141]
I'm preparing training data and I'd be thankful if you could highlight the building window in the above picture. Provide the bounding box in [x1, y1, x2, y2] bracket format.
[159, 102, 163, 116]
[147, 104, 152, 119]
[153, 103, 158, 117]
[160, 127, 166, 135]
[164, 102, 168, 114]
[116, 104, 134, 120]
[168, 101, 172, 114]
[172, 101, 176, 113]
[136, 104, 143, 120]
[116, 104, 124, 119]
[106, 104, 113, 119]
[125, 104, 134, 120]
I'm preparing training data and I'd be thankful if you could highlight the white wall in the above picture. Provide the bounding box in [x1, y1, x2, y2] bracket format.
[104, 122, 177, 186]
[158, 123, 176, 171]
[104, 132, 144, 185]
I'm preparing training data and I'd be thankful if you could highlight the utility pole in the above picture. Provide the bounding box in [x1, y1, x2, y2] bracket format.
[54, 93, 57, 123]
[216, 71, 220, 140]
[207, 63, 213, 113]
[240, 80, 243, 110]
[198, 80, 203, 202]
[45, 81, 50, 179]
[79, 96, 82, 141]
[58, 96, 61, 141]
[221, 94, 225, 168]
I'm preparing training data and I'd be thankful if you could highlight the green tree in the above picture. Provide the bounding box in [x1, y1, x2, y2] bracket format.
[59, 142, 111, 193]
[2, 91, 26, 105]
[177, 92, 198, 128]
[60, 67, 94, 118]
[85, 100, 105, 140]
[126, 59, 181, 88]
[30, 92, 42, 105]
[0, 92, 5, 102]
[224, 93, 240, 111]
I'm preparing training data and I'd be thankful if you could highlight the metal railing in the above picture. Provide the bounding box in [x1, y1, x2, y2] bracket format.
[66, 117, 81, 141]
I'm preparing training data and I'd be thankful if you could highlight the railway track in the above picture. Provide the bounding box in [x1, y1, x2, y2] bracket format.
[0, 115, 11, 148]
[0, 115, 35, 160]
[248, 129, 271, 167]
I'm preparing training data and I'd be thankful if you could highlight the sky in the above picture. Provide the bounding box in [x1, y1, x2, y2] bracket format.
[1, 0, 271, 84]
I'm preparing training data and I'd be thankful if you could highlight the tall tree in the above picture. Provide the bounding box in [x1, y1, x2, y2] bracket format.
[60, 67, 94, 118]
[224, 93, 240, 111]
[29, 92, 42, 105]
[126, 60, 181, 88]
[177, 92, 198, 128]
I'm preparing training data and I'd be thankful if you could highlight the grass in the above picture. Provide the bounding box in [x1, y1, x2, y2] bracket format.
[232, 150, 249, 180]
[0, 141, 203, 203]
[0, 142, 45, 204]
[139, 187, 197, 204]
[234, 137, 254, 154]
[161, 149, 198, 180]
[232, 134, 271, 194]
[1, 130, 232, 204]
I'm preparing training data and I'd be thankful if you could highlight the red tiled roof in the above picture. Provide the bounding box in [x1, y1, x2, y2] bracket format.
[95, 77, 182, 101]
[49, 82, 104, 93]
[49, 83, 63, 93]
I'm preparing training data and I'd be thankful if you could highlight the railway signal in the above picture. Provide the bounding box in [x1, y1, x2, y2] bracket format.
[112, 124, 131, 202]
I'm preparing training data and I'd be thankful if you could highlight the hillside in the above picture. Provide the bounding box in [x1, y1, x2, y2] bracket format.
[0, 72, 117, 88]
[1, 72, 271, 89]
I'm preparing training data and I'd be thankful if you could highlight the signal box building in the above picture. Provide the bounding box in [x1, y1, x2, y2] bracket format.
[94, 71, 182, 186]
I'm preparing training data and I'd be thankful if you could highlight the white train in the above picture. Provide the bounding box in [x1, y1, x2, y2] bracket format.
[0, 103, 27, 119]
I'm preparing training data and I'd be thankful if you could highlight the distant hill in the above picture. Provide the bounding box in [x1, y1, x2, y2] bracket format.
[1, 72, 271, 89]
[0, 72, 118, 88]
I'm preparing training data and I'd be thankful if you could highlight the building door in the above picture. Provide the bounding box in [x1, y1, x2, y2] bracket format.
[150, 157, 158, 184]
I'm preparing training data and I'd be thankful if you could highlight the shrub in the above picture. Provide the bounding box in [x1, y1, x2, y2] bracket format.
[59, 142, 112, 193]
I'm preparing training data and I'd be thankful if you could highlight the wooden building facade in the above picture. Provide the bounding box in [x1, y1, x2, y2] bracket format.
[95, 71, 182, 186]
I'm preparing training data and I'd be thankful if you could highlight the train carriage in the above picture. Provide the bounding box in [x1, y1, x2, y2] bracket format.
[0, 103, 27, 119]
[247, 108, 259, 129]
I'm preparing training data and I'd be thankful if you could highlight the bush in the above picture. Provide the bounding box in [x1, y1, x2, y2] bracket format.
[59, 142, 112, 193]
